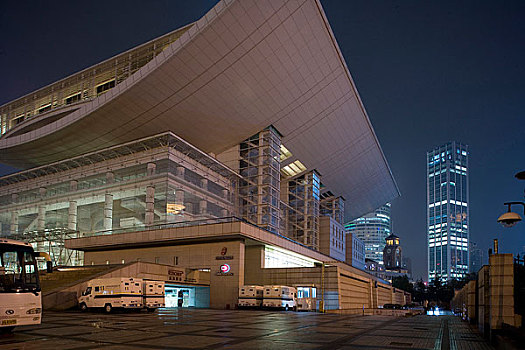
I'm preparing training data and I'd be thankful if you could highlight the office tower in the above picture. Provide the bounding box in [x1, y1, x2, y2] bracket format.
[469, 242, 483, 274]
[345, 203, 392, 265]
[427, 142, 469, 281]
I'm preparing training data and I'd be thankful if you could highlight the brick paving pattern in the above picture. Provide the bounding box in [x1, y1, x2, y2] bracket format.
[0, 309, 494, 349]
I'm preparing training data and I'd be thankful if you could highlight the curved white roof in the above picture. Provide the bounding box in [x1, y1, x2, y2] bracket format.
[0, 0, 399, 220]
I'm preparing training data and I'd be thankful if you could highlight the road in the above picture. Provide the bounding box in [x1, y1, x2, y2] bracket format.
[1, 309, 493, 349]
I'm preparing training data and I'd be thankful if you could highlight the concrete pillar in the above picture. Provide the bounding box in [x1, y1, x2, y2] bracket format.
[147, 163, 156, 176]
[209, 241, 245, 309]
[11, 193, 18, 204]
[70, 180, 78, 191]
[39, 187, 47, 199]
[221, 209, 229, 217]
[37, 205, 46, 231]
[199, 200, 207, 215]
[221, 189, 228, 200]
[176, 167, 185, 177]
[145, 185, 155, 225]
[10, 211, 18, 235]
[106, 171, 114, 184]
[104, 193, 113, 231]
[68, 201, 78, 231]
[200, 178, 208, 190]
[175, 189, 184, 204]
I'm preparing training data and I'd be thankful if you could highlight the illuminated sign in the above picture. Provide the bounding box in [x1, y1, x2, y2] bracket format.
[216, 264, 234, 276]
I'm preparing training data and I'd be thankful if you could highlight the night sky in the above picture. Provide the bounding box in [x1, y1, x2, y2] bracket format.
[1, 0, 524, 280]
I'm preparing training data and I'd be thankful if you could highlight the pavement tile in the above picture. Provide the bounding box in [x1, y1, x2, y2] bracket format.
[132, 334, 233, 348]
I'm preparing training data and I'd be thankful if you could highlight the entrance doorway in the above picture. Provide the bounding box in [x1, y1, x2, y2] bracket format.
[165, 285, 210, 308]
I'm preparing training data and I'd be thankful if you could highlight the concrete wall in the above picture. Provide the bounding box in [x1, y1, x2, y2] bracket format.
[488, 254, 515, 329]
[452, 254, 521, 337]
[377, 283, 393, 306]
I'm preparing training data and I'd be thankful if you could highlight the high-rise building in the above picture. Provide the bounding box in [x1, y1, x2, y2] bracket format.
[402, 257, 412, 276]
[469, 242, 483, 274]
[427, 142, 469, 282]
[345, 203, 392, 265]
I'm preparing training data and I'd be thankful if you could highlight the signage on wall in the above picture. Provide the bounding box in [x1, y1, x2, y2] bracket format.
[167, 269, 184, 282]
[215, 246, 233, 260]
[216, 263, 234, 276]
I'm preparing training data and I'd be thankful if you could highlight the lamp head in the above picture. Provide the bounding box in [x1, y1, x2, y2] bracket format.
[497, 211, 522, 228]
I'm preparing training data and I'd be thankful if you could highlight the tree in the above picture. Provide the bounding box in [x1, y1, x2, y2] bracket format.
[392, 275, 413, 293]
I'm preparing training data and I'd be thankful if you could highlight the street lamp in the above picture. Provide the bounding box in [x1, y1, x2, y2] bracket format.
[497, 202, 523, 227]
[497, 170, 525, 228]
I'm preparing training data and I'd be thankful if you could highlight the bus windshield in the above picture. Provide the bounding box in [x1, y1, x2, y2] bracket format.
[0, 245, 40, 293]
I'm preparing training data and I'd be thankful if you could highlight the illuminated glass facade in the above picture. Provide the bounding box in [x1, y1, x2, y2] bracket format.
[427, 142, 469, 282]
[344, 203, 392, 264]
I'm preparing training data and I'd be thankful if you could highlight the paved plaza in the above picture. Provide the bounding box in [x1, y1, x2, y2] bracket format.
[1, 309, 492, 350]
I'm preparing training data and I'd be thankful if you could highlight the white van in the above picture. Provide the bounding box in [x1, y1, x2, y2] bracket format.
[262, 285, 297, 311]
[143, 280, 165, 310]
[79, 277, 143, 313]
[238, 285, 263, 308]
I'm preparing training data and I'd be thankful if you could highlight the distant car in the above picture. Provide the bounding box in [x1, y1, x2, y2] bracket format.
[383, 303, 395, 309]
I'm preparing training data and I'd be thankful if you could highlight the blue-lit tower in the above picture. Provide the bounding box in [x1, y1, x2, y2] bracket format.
[345, 203, 392, 265]
[427, 142, 469, 282]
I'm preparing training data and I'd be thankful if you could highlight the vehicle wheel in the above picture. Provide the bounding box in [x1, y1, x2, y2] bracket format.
[104, 304, 112, 313]
[79, 303, 88, 312]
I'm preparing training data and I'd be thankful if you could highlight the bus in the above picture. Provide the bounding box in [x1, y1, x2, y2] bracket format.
[0, 238, 51, 333]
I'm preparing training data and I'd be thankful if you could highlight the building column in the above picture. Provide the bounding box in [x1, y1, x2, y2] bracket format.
[68, 201, 77, 231]
[70, 180, 78, 191]
[147, 163, 156, 176]
[175, 189, 184, 204]
[104, 193, 113, 231]
[176, 167, 185, 177]
[200, 178, 208, 190]
[10, 211, 18, 235]
[145, 185, 155, 225]
[106, 171, 114, 184]
[199, 200, 207, 215]
[37, 205, 46, 231]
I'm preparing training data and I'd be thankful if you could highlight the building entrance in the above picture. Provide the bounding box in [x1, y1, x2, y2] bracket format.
[165, 285, 210, 308]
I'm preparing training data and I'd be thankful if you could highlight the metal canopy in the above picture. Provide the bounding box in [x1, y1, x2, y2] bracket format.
[0, 0, 399, 220]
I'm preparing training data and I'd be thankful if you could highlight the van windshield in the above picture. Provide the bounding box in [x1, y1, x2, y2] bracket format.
[0, 245, 40, 293]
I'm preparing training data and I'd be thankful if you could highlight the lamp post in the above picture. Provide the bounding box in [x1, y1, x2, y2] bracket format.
[497, 170, 525, 228]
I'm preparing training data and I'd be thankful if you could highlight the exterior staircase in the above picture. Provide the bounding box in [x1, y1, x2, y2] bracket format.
[40, 266, 112, 293]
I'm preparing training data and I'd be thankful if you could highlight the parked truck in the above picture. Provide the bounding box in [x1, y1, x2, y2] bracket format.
[238, 285, 263, 308]
[262, 285, 297, 311]
[143, 280, 165, 310]
[78, 277, 144, 313]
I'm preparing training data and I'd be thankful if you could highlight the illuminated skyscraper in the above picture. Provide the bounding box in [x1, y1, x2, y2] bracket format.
[427, 142, 469, 282]
[345, 203, 392, 265]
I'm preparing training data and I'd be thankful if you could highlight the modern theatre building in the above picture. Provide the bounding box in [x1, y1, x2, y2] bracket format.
[0, 0, 403, 309]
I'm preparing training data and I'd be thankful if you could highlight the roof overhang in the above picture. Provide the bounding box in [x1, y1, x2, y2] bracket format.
[0, 0, 399, 220]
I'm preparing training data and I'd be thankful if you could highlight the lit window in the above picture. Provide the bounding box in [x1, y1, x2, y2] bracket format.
[96, 79, 116, 95]
[280, 145, 292, 162]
